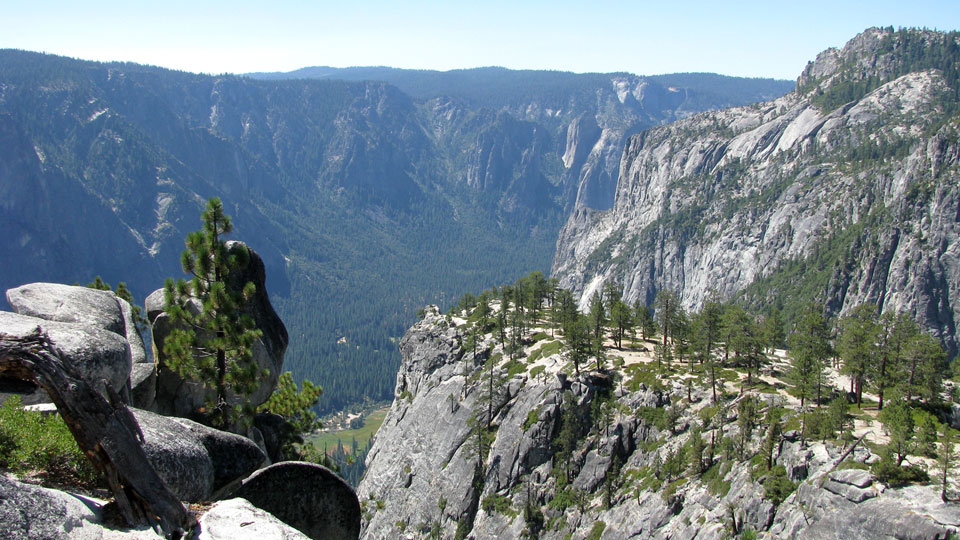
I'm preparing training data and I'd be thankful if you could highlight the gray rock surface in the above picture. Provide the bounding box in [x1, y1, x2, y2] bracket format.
[771, 479, 959, 539]
[6, 282, 126, 335]
[129, 362, 157, 411]
[253, 412, 292, 463]
[551, 28, 960, 354]
[147, 242, 288, 421]
[234, 461, 361, 540]
[133, 408, 266, 502]
[0, 474, 103, 540]
[4, 282, 149, 404]
[116, 296, 147, 367]
[358, 304, 960, 540]
[0, 476, 313, 540]
[198, 498, 311, 540]
[0, 310, 130, 396]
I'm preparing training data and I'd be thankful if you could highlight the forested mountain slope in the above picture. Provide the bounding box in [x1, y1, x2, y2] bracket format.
[0, 52, 788, 413]
[553, 27, 960, 355]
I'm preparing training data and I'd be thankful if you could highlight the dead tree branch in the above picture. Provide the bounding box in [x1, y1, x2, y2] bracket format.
[0, 329, 195, 539]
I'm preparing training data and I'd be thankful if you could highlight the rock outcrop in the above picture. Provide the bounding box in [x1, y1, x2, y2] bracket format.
[0, 473, 317, 540]
[146, 242, 288, 420]
[3, 283, 150, 404]
[7, 283, 128, 335]
[0, 277, 360, 539]
[0, 311, 130, 401]
[552, 28, 960, 353]
[358, 306, 959, 539]
[233, 461, 362, 540]
[0, 474, 103, 540]
[198, 498, 311, 540]
[133, 408, 266, 502]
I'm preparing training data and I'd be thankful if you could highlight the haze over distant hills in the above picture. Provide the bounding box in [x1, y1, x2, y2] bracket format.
[248, 66, 793, 111]
[0, 51, 791, 413]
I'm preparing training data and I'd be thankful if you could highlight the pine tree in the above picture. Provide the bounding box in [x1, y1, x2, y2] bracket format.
[475, 293, 493, 333]
[258, 372, 323, 457]
[672, 309, 691, 365]
[838, 304, 879, 409]
[688, 423, 707, 476]
[938, 428, 956, 502]
[787, 304, 830, 408]
[761, 406, 783, 471]
[824, 396, 849, 440]
[604, 283, 633, 350]
[527, 271, 549, 324]
[694, 294, 724, 403]
[654, 289, 681, 371]
[634, 301, 654, 342]
[555, 391, 580, 485]
[907, 332, 946, 405]
[737, 396, 758, 460]
[588, 291, 607, 344]
[162, 197, 264, 429]
[761, 308, 786, 354]
[878, 399, 914, 466]
[563, 314, 591, 376]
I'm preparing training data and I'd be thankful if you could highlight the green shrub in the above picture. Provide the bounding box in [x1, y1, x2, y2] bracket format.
[762, 465, 796, 506]
[871, 457, 929, 486]
[481, 494, 517, 517]
[529, 365, 546, 381]
[529, 340, 563, 364]
[702, 460, 732, 497]
[624, 364, 666, 392]
[548, 486, 586, 512]
[523, 407, 541, 431]
[0, 397, 99, 486]
[661, 477, 688, 501]
[585, 521, 606, 540]
[635, 406, 669, 431]
[531, 332, 550, 342]
[504, 359, 527, 377]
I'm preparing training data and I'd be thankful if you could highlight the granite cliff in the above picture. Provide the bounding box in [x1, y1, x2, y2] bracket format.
[552, 27, 960, 354]
[357, 306, 959, 539]
[358, 28, 960, 540]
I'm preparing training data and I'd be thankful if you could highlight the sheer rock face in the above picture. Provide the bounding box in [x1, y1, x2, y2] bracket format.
[552, 28, 960, 354]
[358, 309, 959, 540]
[146, 242, 288, 420]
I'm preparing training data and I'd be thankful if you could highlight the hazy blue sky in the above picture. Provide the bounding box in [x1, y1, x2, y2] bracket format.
[4, 1, 959, 80]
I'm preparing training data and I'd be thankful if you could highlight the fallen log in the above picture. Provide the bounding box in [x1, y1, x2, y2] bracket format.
[0, 329, 195, 539]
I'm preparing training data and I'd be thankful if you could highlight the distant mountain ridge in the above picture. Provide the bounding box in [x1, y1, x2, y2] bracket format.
[0, 50, 791, 413]
[247, 66, 793, 111]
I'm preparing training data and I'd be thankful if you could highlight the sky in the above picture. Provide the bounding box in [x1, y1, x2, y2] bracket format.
[3, 1, 960, 80]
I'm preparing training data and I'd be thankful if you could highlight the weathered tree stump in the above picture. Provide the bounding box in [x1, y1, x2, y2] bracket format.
[0, 329, 196, 538]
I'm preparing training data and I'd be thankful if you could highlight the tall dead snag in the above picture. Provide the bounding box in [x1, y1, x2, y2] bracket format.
[0, 330, 195, 539]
